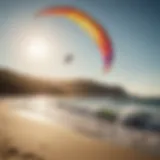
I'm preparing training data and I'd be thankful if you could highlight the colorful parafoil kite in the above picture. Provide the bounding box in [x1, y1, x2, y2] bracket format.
[36, 6, 113, 72]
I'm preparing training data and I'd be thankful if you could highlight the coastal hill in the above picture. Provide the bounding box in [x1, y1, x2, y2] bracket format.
[0, 68, 128, 98]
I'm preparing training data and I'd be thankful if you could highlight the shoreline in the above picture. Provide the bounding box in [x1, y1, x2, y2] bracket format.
[0, 101, 160, 160]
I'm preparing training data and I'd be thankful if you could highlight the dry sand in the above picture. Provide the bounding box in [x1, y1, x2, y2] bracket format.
[0, 102, 160, 160]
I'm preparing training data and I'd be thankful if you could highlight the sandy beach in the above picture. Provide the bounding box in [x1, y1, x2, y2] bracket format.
[0, 101, 159, 160]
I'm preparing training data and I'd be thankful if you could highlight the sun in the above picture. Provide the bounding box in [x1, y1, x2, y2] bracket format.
[27, 37, 50, 59]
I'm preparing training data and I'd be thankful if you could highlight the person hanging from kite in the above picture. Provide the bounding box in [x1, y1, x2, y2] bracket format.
[64, 53, 74, 64]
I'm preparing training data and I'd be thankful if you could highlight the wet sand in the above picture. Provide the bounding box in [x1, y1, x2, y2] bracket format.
[0, 102, 160, 160]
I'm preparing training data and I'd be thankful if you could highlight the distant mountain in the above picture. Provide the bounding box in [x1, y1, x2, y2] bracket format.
[132, 96, 160, 107]
[0, 68, 128, 98]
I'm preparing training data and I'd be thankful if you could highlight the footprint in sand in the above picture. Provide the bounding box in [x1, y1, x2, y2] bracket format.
[21, 153, 44, 160]
[2, 147, 44, 160]
[3, 147, 20, 160]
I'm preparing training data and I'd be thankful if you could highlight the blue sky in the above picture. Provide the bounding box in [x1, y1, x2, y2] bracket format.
[0, 0, 160, 96]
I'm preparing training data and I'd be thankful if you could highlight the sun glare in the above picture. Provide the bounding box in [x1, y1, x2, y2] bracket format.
[27, 38, 49, 59]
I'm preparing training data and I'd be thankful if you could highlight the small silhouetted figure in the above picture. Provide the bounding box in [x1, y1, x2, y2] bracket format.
[64, 53, 74, 64]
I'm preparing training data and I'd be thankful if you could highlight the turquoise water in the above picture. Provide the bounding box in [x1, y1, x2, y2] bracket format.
[59, 97, 160, 131]
[59, 97, 160, 113]
[1, 95, 160, 129]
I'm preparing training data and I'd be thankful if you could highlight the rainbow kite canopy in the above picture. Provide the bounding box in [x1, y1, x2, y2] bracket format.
[36, 6, 113, 72]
